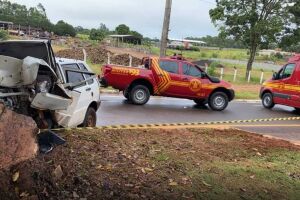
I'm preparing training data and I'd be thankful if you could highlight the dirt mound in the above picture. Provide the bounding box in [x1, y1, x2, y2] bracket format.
[0, 104, 38, 170]
[86, 46, 111, 64]
[56, 46, 142, 66]
[55, 48, 84, 60]
[111, 54, 142, 66]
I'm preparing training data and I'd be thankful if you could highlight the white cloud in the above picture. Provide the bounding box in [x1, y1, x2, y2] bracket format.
[9, 0, 218, 38]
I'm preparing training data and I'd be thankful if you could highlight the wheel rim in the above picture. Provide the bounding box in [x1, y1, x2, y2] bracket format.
[263, 95, 272, 106]
[135, 89, 146, 102]
[213, 95, 225, 109]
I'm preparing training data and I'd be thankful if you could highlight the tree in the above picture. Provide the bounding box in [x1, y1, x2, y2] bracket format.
[0, 30, 8, 40]
[280, 0, 300, 52]
[53, 20, 76, 37]
[209, 0, 291, 78]
[115, 24, 130, 35]
[89, 28, 106, 41]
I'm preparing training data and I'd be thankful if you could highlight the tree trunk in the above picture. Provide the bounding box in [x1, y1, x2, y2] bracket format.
[246, 44, 257, 79]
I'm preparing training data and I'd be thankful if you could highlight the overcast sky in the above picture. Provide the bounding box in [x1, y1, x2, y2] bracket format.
[10, 0, 218, 38]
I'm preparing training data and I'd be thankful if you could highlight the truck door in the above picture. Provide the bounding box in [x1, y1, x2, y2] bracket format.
[274, 63, 296, 106]
[282, 63, 300, 107]
[180, 62, 209, 98]
[155, 59, 184, 97]
[56, 63, 91, 127]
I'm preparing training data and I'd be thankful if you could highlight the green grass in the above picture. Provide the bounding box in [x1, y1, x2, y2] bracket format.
[87, 59, 102, 74]
[235, 91, 259, 99]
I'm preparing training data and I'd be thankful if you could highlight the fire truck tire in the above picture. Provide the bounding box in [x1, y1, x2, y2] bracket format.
[82, 107, 97, 127]
[295, 107, 300, 113]
[130, 85, 150, 105]
[262, 93, 275, 109]
[123, 90, 130, 100]
[194, 99, 208, 106]
[208, 92, 229, 111]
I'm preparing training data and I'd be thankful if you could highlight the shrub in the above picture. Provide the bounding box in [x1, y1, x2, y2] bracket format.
[211, 52, 219, 58]
[0, 30, 8, 41]
[200, 52, 207, 58]
[208, 61, 220, 76]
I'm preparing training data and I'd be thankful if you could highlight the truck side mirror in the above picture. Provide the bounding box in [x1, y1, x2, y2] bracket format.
[201, 72, 207, 78]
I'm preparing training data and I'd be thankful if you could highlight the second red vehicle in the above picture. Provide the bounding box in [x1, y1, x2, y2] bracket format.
[101, 55, 235, 111]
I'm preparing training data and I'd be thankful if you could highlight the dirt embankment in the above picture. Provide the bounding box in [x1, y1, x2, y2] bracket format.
[0, 128, 299, 200]
[0, 104, 38, 170]
[56, 46, 142, 67]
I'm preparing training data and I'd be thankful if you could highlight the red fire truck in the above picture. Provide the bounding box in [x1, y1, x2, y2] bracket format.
[101, 56, 235, 111]
[260, 54, 300, 112]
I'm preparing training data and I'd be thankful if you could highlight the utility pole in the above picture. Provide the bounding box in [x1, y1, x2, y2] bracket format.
[160, 0, 172, 57]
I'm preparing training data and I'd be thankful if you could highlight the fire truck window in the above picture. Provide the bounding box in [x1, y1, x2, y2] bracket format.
[182, 63, 202, 78]
[282, 64, 296, 79]
[160, 61, 179, 74]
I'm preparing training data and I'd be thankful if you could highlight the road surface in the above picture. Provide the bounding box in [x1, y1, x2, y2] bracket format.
[97, 95, 300, 143]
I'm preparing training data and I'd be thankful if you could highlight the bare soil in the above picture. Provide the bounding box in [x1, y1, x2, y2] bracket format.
[0, 128, 299, 200]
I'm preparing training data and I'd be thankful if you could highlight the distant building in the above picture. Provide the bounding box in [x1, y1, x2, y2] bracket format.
[0, 21, 13, 30]
[109, 35, 142, 45]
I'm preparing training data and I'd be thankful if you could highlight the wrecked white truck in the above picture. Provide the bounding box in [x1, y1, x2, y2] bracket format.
[0, 40, 101, 128]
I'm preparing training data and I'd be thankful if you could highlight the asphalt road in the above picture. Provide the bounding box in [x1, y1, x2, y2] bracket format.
[97, 95, 300, 143]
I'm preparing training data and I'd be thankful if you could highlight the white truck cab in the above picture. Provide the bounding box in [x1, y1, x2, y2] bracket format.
[55, 58, 101, 128]
[0, 40, 101, 128]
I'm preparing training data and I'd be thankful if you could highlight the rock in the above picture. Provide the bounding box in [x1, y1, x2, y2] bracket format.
[52, 165, 63, 180]
[0, 104, 38, 170]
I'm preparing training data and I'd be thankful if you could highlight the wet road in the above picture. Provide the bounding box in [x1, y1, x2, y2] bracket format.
[97, 95, 300, 142]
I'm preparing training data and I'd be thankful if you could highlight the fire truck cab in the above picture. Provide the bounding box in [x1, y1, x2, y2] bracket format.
[260, 54, 300, 112]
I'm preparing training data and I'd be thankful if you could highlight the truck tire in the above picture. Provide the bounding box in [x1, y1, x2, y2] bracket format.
[262, 93, 275, 109]
[129, 85, 150, 105]
[194, 99, 208, 106]
[208, 92, 229, 111]
[82, 107, 97, 127]
[123, 89, 130, 100]
[295, 107, 300, 113]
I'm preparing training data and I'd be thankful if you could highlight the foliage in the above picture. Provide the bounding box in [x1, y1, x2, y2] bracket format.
[186, 35, 246, 49]
[208, 62, 219, 76]
[53, 20, 76, 37]
[0, 30, 8, 40]
[89, 23, 110, 41]
[89, 29, 106, 41]
[0, 0, 53, 31]
[209, 0, 291, 77]
[280, 0, 300, 52]
[115, 24, 130, 35]
[75, 26, 90, 35]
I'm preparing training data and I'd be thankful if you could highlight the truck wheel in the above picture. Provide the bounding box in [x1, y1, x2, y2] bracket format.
[130, 85, 150, 105]
[82, 107, 97, 127]
[123, 90, 130, 100]
[262, 93, 275, 109]
[208, 92, 229, 111]
[295, 108, 300, 113]
[194, 99, 207, 106]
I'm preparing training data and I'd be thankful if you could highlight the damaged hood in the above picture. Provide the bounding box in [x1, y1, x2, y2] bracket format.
[0, 55, 57, 87]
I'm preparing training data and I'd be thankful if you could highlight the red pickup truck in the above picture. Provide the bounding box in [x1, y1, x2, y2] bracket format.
[101, 56, 235, 111]
[260, 54, 300, 112]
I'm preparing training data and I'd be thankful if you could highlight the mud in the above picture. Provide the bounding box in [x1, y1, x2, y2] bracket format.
[56, 46, 142, 67]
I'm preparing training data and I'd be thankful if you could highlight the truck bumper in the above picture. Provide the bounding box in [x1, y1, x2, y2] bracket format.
[99, 78, 108, 88]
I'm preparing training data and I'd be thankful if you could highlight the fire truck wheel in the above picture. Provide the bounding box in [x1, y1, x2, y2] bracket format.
[130, 85, 150, 105]
[262, 93, 275, 109]
[123, 90, 130, 100]
[194, 99, 208, 106]
[295, 107, 300, 113]
[82, 107, 97, 127]
[208, 92, 229, 111]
